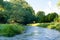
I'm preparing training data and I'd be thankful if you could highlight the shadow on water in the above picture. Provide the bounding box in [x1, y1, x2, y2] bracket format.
[0, 26, 60, 40]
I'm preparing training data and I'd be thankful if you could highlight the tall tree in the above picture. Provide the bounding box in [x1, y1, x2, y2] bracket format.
[46, 12, 58, 22]
[36, 11, 45, 23]
[3, 0, 35, 24]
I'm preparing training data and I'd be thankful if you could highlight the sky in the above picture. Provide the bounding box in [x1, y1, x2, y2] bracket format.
[26, 0, 60, 15]
[4, 0, 60, 15]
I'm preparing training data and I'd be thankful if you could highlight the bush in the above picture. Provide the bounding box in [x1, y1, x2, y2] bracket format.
[47, 22, 60, 31]
[0, 24, 25, 37]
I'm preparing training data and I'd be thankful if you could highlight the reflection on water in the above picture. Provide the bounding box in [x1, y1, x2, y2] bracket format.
[33, 28, 40, 36]
[0, 26, 60, 40]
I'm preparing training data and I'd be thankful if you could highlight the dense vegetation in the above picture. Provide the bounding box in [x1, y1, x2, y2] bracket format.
[0, 0, 35, 24]
[0, 0, 35, 37]
[36, 11, 58, 23]
[0, 24, 25, 37]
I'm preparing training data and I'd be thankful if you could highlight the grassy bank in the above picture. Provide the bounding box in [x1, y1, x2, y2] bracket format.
[0, 24, 25, 37]
[27, 22, 60, 31]
[47, 22, 60, 31]
[27, 23, 50, 28]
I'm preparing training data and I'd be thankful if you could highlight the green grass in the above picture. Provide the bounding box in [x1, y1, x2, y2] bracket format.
[0, 24, 25, 37]
[37, 23, 50, 28]
[27, 23, 50, 28]
[47, 22, 60, 31]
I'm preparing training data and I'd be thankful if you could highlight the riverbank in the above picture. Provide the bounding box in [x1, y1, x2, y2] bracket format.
[27, 22, 60, 31]
[0, 26, 60, 40]
[0, 22, 60, 37]
[0, 24, 25, 37]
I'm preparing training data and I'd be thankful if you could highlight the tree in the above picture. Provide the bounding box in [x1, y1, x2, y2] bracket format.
[0, 0, 7, 23]
[3, 0, 35, 24]
[45, 12, 58, 22]
[0, 0, 3, 5]
[0, 0, 4, 11]
[36, 11, 45, 23]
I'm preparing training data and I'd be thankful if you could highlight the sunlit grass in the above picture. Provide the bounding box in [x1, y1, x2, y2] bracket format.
[28, 23, 40, 26]
[27, 23, 50, 28]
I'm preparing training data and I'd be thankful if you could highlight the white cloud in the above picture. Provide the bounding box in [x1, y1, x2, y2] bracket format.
[48, 1, 52, 7]
[43, 1, 60, 15]
[43, 6, 60, 15]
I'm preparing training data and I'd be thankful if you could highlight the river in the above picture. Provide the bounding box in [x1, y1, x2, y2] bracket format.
[0, 26, 60, 40]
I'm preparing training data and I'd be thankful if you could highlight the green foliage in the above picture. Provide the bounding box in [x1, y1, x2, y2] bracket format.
[0, 0, 3, 6]
[54, 16, 60, 22]
[36, 11, 45, 23]
[0, 0, 36, 24]
[0, 11, 9, 23]
[35, 11, 58, 23]
[45, 12, 58, 22]
[0, 0, 58, 24]
[2, 0, 35, 24]
[0, 24, 25, 37]
[47, 22, 60, 31]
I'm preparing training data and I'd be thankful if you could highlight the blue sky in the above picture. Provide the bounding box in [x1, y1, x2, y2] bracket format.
[26, 0, 59, 15]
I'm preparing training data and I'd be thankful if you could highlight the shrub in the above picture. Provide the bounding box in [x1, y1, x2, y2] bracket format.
[47, 22, 60, 31]
[0, 24, 25, 37]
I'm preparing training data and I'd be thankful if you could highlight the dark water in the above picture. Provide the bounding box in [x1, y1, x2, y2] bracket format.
[0, 26, 60, 40]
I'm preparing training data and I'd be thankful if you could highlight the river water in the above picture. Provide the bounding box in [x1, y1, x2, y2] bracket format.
[0, 26, 60, 40]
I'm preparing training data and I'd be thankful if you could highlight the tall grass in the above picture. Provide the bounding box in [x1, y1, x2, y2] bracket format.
[0, 24, 25, 37]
